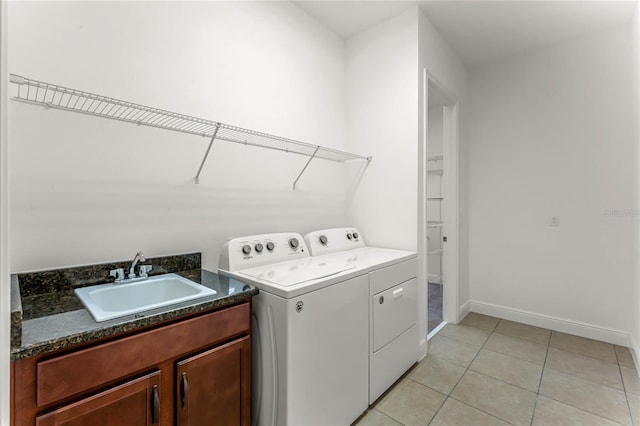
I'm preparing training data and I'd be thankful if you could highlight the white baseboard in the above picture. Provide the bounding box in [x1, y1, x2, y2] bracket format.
[458, 301, 470, 323]
[469, 300, 630, 347]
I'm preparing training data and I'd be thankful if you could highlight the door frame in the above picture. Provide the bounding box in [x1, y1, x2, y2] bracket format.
[442, 100, 459, 325]
[420, 69, 459, 346]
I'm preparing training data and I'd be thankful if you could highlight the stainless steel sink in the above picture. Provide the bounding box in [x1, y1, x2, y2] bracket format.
[75, 273, 217, 322]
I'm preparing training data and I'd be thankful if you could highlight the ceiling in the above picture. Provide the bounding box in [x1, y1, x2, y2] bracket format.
[294, 0, 638, 69]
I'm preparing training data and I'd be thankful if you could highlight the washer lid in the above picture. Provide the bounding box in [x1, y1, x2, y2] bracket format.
[236, 257, 355, 287]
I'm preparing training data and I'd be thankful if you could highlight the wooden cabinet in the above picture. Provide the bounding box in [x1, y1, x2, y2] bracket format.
[13, 302, 252, 426]
[177, 337, 250, 426]
[35, 371, 161, 426]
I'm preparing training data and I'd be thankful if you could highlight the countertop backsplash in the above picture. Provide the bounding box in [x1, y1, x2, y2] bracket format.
[16, 253, 201, 298]
[9, 252, 257, 360]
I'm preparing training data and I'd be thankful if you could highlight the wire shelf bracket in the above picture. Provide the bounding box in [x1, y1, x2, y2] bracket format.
[194, 124, 220, 185]
[293, 146, 319, 190]
[9, 74, 372, 189]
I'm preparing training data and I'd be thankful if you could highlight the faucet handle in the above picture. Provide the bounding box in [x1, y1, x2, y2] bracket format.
[139, 265, 153, 278]
[110, 268, 125, 283]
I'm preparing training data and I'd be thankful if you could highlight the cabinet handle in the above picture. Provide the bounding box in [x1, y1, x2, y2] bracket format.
[393, 288, 404, 299]
[181, 372, 189, 409]
[151, 384, 160, 424]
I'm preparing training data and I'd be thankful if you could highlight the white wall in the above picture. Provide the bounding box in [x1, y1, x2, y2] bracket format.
[7, 1, 349, 273]
[468, 25, 638, 345]
[1, 1, 10, 423]
[419, 10, 469, 320]
[345, 8, 419, 251]
[632, 1, 640, 364]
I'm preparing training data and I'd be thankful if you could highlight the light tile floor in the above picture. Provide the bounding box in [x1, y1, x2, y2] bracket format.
[355, 313, 640, 426]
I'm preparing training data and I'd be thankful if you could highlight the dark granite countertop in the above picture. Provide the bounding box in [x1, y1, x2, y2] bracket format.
[11, 254, 258, 361]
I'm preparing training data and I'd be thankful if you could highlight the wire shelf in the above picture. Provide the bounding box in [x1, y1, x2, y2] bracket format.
[9, 74, 371, 187]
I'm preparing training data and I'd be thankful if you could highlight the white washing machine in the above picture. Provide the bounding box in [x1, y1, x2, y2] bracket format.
[218, 233, 369, 426]
[304, 228, 419, 404]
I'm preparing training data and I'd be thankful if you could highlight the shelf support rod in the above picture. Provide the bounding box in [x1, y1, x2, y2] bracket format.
[293, 146, 320, 190]
[194, 123, 221, 184]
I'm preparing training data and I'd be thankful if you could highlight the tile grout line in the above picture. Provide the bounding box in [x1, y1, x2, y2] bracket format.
[547, 341, 625, 365]
[424, 318, 500, 425]
[435, 319, 630, 425]
[369, 362, 421, 426]
[479, 344, 546, 368]
[371, 347, 461, 426]
[532, 370, 630, 425]
[425, 383, 449, 425]
[360, 318, 635, 426]
[541, 363, 627, 393]
[427, 318, 521, 426]
[371, 408, 404, 426]
[447, 396, 517, 426]
[444, 318, 499, 396]
[549, 334, 621, 366]
[533, 337, 632, 425]
[378, 378, 446, 425]
[403, 374, 449, 424]
[465, 366, 541, 395]
[534, 394, 631, 426]
[529, 329, 553, 426]
[539, 337, 630, 393]
[447, 323, 547, 394]
[423, 317, 633, 426]
[462, 329, 628, 425]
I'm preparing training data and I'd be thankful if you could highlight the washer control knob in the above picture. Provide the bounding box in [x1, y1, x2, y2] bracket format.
[353, 232, 359, 239]
[319, 235, 328, 245]
[289, 238, 299, 249]
[346, 233, 353, 240]
[266, 242, 275, 251]
[242, 245, 251, 255]
[255, 243, 264, 253]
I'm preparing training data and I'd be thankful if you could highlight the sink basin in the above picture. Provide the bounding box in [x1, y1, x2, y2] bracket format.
[75, 273, 217, 322]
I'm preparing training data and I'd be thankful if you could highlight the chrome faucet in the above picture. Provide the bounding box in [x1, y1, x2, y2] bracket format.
[129, 251, 146, 279]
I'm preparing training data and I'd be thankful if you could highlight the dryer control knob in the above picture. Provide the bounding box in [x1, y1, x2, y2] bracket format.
[255, 243, 264, 253]
[289, 238, 299, 249]
[266, 242, 275, 251]
[242, 245, 251, 255]
[319, 235, 328, 245]
[346, 233, 353, 240]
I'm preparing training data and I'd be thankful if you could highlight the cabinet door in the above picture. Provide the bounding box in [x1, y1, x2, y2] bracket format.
[35, 371, 161, 426]
[176, 336, 250, 426]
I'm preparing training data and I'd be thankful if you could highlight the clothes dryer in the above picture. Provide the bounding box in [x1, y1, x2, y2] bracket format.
[304, 228, 419, 403]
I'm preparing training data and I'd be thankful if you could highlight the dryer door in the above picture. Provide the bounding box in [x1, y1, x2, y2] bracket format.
[372, 278, 417, 352]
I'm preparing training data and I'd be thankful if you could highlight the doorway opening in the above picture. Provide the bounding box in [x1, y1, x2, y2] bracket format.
[423, 75, 459, 340]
